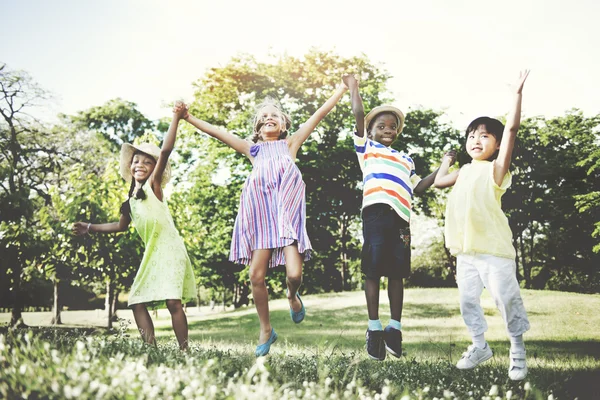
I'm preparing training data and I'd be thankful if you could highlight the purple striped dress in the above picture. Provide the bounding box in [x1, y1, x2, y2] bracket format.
[230, 139, 312, 268]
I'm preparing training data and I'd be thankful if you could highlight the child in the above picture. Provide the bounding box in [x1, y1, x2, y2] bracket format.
[434, 71, 531, 380]
[345, 75, 441, 361]
[177, 79, 348, 356]
[72, 102, 196, 350]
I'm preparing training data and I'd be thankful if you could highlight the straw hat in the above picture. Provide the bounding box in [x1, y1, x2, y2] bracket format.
[119, 143, 171, 186]
[364, 105, 405, 133]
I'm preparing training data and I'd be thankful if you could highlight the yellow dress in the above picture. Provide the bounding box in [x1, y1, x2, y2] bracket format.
[127, 182, 196, 309]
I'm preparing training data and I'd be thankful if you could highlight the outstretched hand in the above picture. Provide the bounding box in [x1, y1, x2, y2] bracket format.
[72, 222, 90, 236]
[342, 74, 358, 90]
[173, 101, 189, 120]
[443, 150, 457, 166]
[514, 69, 530, 94]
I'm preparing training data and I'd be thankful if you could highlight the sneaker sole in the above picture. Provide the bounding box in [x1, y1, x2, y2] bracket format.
[456, 351, 493, 370]
[385, 345, 402, 358]
[367, 353, 385, 361]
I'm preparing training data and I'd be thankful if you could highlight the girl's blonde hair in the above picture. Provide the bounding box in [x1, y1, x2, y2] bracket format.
[251, 97, 292, 143]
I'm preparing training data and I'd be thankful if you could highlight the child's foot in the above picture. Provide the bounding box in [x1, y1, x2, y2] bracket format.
[255, 328, 278, 357]
[366, 330, 386, 361]
[456, 344, 493, 369]
[383, 326, 403, 357]
[508, 350, 527, 380]
[287, 291, 305, 324]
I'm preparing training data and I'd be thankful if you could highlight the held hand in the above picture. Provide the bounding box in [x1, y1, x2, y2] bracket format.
[173, 101, 189, 120]
[342, 74, 358, 90]
[72, 222, 90, 236]
[443, 150, 457, 166]
[514, 69, 530, 94]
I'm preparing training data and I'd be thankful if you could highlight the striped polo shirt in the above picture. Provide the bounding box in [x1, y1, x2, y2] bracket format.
[354, 133, 421, 223]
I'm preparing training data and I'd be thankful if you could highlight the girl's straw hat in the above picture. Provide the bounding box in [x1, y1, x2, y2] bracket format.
[364, 105, 405, 133]
[119, 143, 171, 186]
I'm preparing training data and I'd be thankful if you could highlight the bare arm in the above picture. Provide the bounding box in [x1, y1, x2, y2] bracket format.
[151, 103, 186, 200]
[414, 168, 439, 194]
[72, 213, 131, 236]
[344, 74, 365, 137]
[178, 103, 252, 157]
[494, 70, 530, 186]
[434, 151, 460, 188]
[287, 81, 348, 156]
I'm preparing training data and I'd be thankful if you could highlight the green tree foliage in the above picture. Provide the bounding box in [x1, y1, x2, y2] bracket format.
[173, 50, 460, 301]
[67, 98, 154, 150]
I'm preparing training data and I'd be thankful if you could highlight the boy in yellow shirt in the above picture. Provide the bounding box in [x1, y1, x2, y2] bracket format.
[435, 71, 531, 380]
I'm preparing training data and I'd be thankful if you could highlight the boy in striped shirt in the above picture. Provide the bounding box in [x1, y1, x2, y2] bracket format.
[345, 75, 440, 361]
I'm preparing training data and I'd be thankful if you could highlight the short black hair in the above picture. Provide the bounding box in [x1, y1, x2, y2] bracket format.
[465, 117, 505, 142]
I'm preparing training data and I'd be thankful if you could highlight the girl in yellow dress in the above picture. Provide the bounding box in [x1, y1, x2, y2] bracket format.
[73, 102, 196, 350]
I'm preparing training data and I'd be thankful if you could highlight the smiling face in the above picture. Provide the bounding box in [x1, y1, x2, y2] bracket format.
[255, 105, 286, 141]
[466, 125, 500, 161]
[368, 112, 400, 147]
[130, 152, 156, 183]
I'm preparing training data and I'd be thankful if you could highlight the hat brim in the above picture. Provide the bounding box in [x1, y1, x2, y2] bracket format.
[119, 143, 171, 186]
[364, 105, 405, 134]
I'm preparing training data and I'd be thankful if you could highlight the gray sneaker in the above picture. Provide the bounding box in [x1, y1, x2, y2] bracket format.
[456, 344, 493, 369]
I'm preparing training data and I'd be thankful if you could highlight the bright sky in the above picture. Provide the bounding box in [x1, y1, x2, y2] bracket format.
[2, 0, 599, 129]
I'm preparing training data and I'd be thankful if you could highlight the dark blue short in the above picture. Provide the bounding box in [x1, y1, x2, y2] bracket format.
[361, 204, 411, 279]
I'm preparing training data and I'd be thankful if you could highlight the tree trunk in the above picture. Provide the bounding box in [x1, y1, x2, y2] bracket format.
[111, 288, 120, 319]
[339, 216, 349, 292]
[9, 249, 25, 327]
[51, 279, 62, 325]
[105, 280, 114, 329]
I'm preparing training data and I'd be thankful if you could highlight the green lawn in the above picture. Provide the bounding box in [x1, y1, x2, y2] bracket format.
[2, 288, 599, 399]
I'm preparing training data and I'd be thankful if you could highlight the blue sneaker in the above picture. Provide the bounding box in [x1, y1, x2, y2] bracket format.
[255, 328, 278, 357]
[288, 291, 306, 323]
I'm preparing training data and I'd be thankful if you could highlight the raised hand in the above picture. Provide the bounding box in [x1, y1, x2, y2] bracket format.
[342, 74, 358, 90]
[173, 101, 189, 120]
[72, 222, 90, 236]
[514, 70, 530, 94]
[443, 150, 457, 166]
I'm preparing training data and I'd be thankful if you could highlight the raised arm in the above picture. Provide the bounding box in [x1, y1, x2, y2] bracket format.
[287, 79, 348, 155]
[494, 70, 530, 186]
[344, 74, 365, 137]
[72, 213, 131, 236]
[434, 150, 460, 188]
[177, 102, 252, 157]
[151, 102, 186, 199]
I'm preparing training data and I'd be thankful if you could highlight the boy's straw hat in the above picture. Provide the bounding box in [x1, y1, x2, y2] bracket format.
[365, 105, 405, 133]
[120, 143, 171, 186]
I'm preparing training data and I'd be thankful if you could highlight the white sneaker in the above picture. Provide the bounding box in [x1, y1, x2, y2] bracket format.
[508, 350, 528, 381]
[456, 344, 493, 369]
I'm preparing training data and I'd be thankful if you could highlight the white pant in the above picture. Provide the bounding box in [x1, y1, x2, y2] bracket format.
[456, 253, 530, 337]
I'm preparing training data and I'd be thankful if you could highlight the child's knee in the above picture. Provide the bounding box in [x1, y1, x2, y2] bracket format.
[249, 269, 266, 287]
[287, 274, 302, 287]
[166, 299, 182, 314]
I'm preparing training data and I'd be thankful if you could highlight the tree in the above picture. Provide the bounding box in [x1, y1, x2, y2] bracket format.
[68, 98, 154, 151]
[0, 63, 66, 326]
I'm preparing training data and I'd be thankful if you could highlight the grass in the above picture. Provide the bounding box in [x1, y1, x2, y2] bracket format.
[1, 288, 599, 399]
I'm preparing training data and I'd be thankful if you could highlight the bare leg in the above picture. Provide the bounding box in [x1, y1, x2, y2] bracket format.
[388, 279, 404, 322]
[166, 299, 188, 350]
[283, 243, 303, 312]
[131, 303, 156, 346]
[365, 278, 380, 320]
[249, 249, 273, 345]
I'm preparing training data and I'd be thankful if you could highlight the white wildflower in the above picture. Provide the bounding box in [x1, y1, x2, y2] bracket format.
[489, 385, 499, 396]
[76, 341, 85, 352]
[524, 382, 531, 391]
[548, 395, 554, 400]
[19, 365, 26, 375]
[506, 390, 513, 399]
